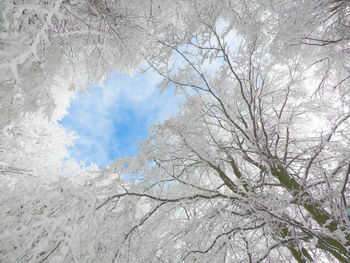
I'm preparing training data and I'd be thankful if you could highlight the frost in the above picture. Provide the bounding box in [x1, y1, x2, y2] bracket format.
[1, 0, 350, 262]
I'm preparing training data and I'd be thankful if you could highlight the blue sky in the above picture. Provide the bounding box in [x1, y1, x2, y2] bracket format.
[60, 70, 182, 167]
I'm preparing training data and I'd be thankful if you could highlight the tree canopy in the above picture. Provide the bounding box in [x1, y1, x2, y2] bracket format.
[1, 0, 350, 262]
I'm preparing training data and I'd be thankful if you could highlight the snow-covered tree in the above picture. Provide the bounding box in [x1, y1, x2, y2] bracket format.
[1, 0, 350, 262]
[95, 1, 350, 262]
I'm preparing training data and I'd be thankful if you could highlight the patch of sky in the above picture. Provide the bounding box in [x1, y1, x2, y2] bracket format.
[60, 70, 183, 168]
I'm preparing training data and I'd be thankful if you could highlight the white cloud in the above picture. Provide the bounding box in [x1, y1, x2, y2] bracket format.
[61, 70, 182, 167]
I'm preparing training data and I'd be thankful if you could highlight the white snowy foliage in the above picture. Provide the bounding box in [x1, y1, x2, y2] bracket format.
[1, 0, 350, 262]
